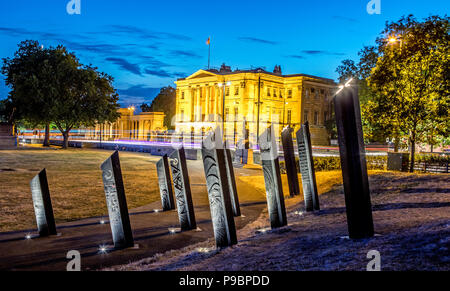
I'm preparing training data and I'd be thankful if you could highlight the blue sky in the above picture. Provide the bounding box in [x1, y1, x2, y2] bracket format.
[0, 0, 448, 107]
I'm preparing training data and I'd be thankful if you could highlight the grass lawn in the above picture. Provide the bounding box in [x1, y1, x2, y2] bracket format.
[0, 147, 160, 232]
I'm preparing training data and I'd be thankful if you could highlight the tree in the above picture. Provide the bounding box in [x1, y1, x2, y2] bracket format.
[2, 40, 55, 146]
[141, 86, 176, 130]
[368, 15, 449, 171]
[336, 46, 389, 144]
[2, 41, 120, 149]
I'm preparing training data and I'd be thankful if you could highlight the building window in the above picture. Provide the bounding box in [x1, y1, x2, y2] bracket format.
[320, 89, 325, 95]
[225, 87, 230, 96]
[287, 110, 292, 125]
[181, 91, 185, 100]
[199, 88, 203, 99]
[324, 111, 328, 123]
[287, 89, 292, 99]
[304, 110, 309, 123]
[180, 110, 184, 122]
[234, 107, 239, 121]
[225, 107, 230, 116]
[234, 86, 239, 96]
[267, 88, 271, 97]
[305, 88, 309, 98]
[280, 90, 283, 99]
[314, 111, 319, 125]
[273, 89, 277, 97]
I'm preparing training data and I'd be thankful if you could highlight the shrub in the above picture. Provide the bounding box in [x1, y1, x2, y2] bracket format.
[279, 155, 387, 173]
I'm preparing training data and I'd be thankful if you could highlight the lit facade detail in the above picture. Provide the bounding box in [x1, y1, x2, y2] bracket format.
[174, 65, 336, 146]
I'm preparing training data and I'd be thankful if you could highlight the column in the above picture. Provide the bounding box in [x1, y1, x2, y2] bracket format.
[214, 86, 218, 121]
[196, 88, 201, 122]
[205, 86, 210, 122]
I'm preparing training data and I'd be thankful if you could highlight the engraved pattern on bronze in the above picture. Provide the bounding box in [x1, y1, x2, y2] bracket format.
[157, 155, 175, 211]
[202, 131, 237, 247]
[296, 122, 320, 211]
[169, 148, 197, 231]
[101, 151, 134, 249]
[259, 127, 287, 229]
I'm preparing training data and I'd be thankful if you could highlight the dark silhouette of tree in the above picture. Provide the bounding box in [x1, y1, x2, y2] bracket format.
[2, 40, 120, 148]
[141, 86, 176, 130]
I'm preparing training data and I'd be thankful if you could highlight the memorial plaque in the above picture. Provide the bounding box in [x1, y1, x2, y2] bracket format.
[157, 155, 175, 211]
[296, 122, 320, 211]
[281, 126, 300, 197]
[202, 130, 238, 247]
[259, 127, 287, 229]
[101, 151, 134, 249]
[169, 148, 197, 231]
[30, 169, 57, 237]
[334, 86, 374, 239]
[224, 148, 241, 217]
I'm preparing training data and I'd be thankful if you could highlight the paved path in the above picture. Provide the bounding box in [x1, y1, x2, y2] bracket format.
[0, 160, 267, 271]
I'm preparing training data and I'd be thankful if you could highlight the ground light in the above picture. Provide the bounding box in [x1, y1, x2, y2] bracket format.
[98, 245, 109, 254]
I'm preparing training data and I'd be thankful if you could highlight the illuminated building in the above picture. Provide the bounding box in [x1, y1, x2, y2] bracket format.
[88, 108, 166, 141]
[174, 64, 336, 146]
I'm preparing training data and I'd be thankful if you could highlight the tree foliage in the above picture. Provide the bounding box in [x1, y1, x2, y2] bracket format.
[337, 15, 449, 172]
[141, 86, 176, 130]
[2, 40, 120, 148]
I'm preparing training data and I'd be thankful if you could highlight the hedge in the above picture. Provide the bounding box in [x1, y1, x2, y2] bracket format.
[279, 155, 387, 173]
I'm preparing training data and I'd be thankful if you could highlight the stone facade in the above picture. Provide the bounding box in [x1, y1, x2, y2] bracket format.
[174, 65, 336, 146]
[87, 108, 166, 141]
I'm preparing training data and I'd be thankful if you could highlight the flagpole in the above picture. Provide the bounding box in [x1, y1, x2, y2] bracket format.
[208, 42, 211, 69]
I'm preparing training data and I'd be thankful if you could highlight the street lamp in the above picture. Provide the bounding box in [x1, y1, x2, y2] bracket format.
[387, 35, 403, 50]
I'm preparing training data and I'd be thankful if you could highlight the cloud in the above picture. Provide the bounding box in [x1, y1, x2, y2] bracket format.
[105, 57, 142, 76]
[287, 55, 306, 60]
[301, 50, 345, 56]
[117, 85, 162, 107]
[169, 50, 201, 58]
[143, 68, 186, 78]
[118, 85, 160, 99]
[237, 37, 278, 45]
[106, 25, 192, 41]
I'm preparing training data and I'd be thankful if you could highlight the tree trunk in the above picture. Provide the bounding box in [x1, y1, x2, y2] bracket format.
[430, 143, 433, 153]
[43, 124, 50, 147]
[409, 132, 416, 173]
[394, 133, 399, 152]
[62, 131, 69, 149]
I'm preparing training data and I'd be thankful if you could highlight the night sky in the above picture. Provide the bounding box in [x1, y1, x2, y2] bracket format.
[0, 0, 448, 107]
